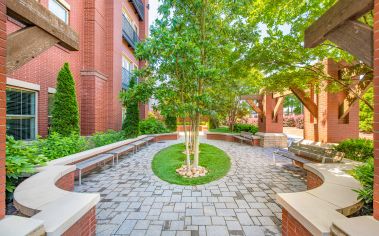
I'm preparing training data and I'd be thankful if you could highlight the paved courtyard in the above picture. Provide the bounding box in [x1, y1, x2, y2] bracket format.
[76, 137, 306, 236]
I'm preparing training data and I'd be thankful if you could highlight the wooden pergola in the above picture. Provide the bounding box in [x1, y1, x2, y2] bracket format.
[6, 0, 79, 73]
[305, 0, 374, 120]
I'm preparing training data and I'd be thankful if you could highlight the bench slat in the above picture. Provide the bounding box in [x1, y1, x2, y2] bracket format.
[107, 145, 135, 155]
[76, 154, 114, 170]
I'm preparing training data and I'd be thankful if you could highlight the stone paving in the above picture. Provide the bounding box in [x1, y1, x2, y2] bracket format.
[76, 137, 306, 236]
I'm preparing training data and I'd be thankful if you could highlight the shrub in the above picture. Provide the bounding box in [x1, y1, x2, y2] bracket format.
[35, 132, 88, 160]
[51, 63, 80, 136]
[234, 123, 258, 134]
[164, 116, 177, 132]
[6, 136, 48, 192]
[351, 158, 374, 214]
[334, 138, 373, 162]
[294, 115, 304, 129]
[89, 130, 125, 148]
[140, 117, 169, 135]
[123, 77, 140, 138]
[360, 87, 373, 133]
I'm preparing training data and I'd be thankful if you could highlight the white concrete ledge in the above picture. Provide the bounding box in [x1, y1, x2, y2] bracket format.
[331, 216, 379, 236]
[277, 162, 363, 236]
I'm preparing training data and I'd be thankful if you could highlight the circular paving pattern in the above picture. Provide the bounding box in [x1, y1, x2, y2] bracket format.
[76, 137, 306, 236]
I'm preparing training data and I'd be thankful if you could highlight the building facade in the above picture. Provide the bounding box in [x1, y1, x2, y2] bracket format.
[5, 0, 149, 139]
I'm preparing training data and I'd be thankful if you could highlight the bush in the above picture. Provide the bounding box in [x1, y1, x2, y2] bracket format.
[234, 123, 258, 134]
[334, 138, 373, 162]
[89, 130, 125, 148]
[51, 63, 80, 136]
[164, 116, 177, 132]
[283, 115, 304, 129]
[360, 87, 373, 133]
[140, 117, 169, 135]
[352, 158, 374, 214]
[123, 78, 140, 138]
[6, 136, 48, 192]
[35, 132, 88, 160]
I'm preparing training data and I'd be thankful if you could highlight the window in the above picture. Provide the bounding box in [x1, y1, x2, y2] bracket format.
[48, 93, 55, 133]
[49, 0, 69, 23]
[6, 88, 36, 140]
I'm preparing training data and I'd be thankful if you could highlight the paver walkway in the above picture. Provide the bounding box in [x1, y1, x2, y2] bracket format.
[76, 137, 306, 236]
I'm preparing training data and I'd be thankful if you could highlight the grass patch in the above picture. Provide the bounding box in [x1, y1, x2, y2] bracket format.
[209, 127, 235, 133]
[152, 143, 231, 185]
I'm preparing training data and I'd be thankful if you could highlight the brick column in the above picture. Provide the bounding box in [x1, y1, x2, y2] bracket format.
[0, 0, 5, 219]
[373, 0, 379, 221]
[258, 94, 284, 133]
[256, 94, 287, 148]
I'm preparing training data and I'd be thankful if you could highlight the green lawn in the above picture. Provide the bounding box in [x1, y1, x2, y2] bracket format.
[209, 127, 235, 133]
[152, 143, 231, 185]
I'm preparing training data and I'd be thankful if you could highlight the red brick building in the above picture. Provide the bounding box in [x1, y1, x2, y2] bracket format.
[5, 0, 149, 140]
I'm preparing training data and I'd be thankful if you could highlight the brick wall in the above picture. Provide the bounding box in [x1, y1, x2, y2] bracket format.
[373, 0, 379, 221]
[0, 0, 5, 220]
[282, 209, 313, 236]
[306, 170, 323, 190]
[6, 0, 149, 137]
[56, 171, 75, 192]
[62, 207, 96, 236]
[303, 59, 359, 143]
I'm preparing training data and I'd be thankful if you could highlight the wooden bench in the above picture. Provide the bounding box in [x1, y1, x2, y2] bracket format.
[273, 149, 311, 166]
[143, 136, 155, 145]
[105, 144, 135, 164]
[76, 153, 115, 185]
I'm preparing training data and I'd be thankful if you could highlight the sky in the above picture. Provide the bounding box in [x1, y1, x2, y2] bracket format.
[149, 0, 160, 27]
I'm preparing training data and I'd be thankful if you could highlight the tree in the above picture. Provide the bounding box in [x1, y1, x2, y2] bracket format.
[360, 87, 373, 132]
[122, 77, 140, 138]
[51, 63, 80, 136]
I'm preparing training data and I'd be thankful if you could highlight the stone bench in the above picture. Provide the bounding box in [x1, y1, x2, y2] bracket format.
[233, 131, 260, 145]
[273, 149, 311, 167]
[288, 140, 344, 163]
[276, 161, 363, 236]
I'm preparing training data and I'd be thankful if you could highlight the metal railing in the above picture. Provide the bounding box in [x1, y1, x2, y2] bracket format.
[122, 16, 140, 49]
[130, 0, 144, 21]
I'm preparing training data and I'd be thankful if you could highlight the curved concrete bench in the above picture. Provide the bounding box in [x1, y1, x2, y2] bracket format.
[14, 165, 100, 235]
[8, 133, 180, 235]
[277, 161, 363, 236]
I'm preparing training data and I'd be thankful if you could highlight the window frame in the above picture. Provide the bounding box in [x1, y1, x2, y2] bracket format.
[6, 87, 38, 140]
[48, 0, 70, 24]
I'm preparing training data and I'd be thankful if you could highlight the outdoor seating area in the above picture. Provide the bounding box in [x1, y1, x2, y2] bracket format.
[1, 0, 379, 236]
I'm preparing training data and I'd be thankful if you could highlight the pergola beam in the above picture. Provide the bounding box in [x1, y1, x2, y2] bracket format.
[241, 95, 262, 101]
[273, 97, 284, 120]
[291, 87, 318, 119]
[339, 73, 373, 119]
[327, 21, 373, 67]
[246, 99, 263, 116]
[6, 0, 79, 51]
[304, 0, 373, 48]
[7, 26, 59, 72]
[273, 90, 292, 99]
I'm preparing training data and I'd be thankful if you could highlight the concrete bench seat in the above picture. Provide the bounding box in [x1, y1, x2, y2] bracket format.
[277, 162, 363, 236]
[288, 140, 344, 163]
[106, 144, 135, 164]
[13, 165, 100, 235]
[76, 153, 115, 185]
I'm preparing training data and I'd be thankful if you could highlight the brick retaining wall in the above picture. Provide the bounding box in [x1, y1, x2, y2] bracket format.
[62, 207, 96, 236]
[282, 209, 313, 236]
[56, 171, 75, 192]
[306, 170, 323, 190]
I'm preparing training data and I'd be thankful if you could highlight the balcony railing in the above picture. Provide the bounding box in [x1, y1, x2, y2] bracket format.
[122, 16, 140, 50]
[122, 68, 131, 89]
[129, 0, 144, 21]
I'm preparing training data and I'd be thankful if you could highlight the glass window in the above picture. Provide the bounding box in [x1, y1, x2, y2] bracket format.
[6, 88, 36, 140]
[49, 0, 69, 23]
[48, 93, 55, 133]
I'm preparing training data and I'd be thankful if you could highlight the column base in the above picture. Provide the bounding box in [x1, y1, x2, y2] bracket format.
[255, 132, 288, 148]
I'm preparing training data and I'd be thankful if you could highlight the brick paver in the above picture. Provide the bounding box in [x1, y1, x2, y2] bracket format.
[76, 137, 306, 236]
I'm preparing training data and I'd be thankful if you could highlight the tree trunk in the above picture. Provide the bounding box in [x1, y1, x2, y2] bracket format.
[182, 117, 191, 168]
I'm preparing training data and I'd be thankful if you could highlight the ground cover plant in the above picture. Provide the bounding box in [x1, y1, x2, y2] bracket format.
[152, 143, 231, 185]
